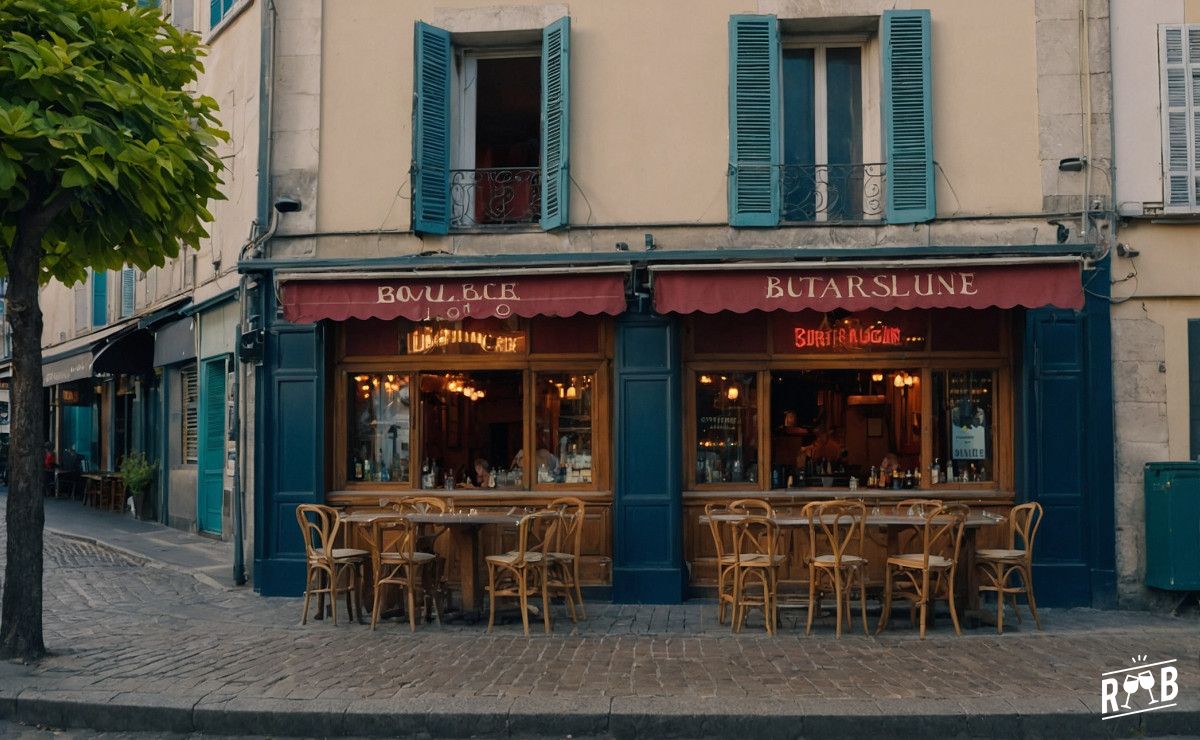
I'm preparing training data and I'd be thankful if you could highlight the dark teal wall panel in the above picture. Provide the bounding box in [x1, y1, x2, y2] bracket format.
[254, 322, 324, 596]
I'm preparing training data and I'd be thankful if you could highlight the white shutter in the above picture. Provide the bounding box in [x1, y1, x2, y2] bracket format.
[1161, 25, 1200, 211]
[182, 365, 199, 464]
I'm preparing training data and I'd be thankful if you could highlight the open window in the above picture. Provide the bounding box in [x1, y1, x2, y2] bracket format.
[728, 10, 932, 226]
[412, 18, 570, 234]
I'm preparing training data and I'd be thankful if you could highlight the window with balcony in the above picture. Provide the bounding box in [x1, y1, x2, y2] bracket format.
[728, 11, 933, 227]
[412, 18, 570, 234]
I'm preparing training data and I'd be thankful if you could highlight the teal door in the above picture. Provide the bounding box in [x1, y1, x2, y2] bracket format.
[198, 358, 226, 534]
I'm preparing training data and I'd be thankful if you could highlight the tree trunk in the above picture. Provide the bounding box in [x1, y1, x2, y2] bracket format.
[0, 218, 48, 660]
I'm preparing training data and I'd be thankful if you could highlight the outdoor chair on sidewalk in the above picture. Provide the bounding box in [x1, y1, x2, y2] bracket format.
[803, 499, 869, 638]
[976, 501, 1044, 634]
[729, 515, 785, 635]
[486, 510, 559, 636]
[368, 515, 438, 631]
[878, 502, 968, 640]
[547, 496, 587, 621]
[296, 504, 368, 626]
[382, 496, 451, 621]
[704, 502, 738, 625]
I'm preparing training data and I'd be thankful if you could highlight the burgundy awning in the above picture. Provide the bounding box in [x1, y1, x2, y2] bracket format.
[282, 272, 627, 323]
[653, 261, 1084, 314]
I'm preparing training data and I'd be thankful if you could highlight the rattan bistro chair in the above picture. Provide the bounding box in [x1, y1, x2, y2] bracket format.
[368, 515, 438, 631]
[803, 500, 869, 638]
[976, 502, 1044, 633]
[877, 502, 968, 640]
[729, 515, 785, 635]
[548, 496, 587, 621]
[296, 504, 368, 626]
[486, 510, 559, 636]
[704, 502, 738, 625]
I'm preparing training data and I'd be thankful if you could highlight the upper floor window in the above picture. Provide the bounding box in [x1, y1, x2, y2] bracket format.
[1161, 25, 1200, 212]
[728, 11, 932, 227]
[119, 267, 136, 319]
[412, 18, 570, 234]
[209, 0, 240, 30]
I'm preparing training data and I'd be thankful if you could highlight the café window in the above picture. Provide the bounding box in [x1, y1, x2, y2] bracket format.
[685, 309, 1011, 492]
[768, 369, 921, 489]
[536, 373, 595, 486]
[348, 373, 412, 483]
[694, 372, 759, 485]
[336, 316, 610, 492]
[419, 371, 523, 490]
[931, 370, 995, 483]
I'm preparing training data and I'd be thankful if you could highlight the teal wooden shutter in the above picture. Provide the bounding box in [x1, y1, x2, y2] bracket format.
[728, 15, 780, 228]
[91, 271, 108, 327]
[412, 22, 452, 235]
[540, 16, 571, 231]
[882, 9, 934, 224]
[120, 267, 135, 318]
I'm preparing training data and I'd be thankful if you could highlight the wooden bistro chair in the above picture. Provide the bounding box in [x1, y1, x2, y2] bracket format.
[295, 504, 369, 626]
[704, 502, 738, 625]
[804, 500, 869, 638]
[729, 515, 785, 635]
[382, 496, 451, 619]
[368, 515, 438, 631]
[547, 496, 587, 621]
[729, 498, 775, 517]
[486, 509, 559, 636]
[877, 502, 968, 640]
[976, 502, 1044, 633]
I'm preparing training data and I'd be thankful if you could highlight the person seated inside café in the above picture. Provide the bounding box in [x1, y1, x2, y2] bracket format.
[460, 458, 496, 489]
[794, 428, 845, 473]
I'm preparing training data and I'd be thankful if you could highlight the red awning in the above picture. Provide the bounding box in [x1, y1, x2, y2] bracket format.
[282, 272, 627, 323]
[653, 261, 1084, 314]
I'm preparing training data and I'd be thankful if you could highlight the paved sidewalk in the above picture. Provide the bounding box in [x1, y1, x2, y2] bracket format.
[1, 490, 236, 589]
[0, 505, 1197, 738]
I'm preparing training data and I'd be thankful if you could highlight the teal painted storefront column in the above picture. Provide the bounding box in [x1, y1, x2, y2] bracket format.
[612, 309, 686, 603]
[254, 320, 325, 596]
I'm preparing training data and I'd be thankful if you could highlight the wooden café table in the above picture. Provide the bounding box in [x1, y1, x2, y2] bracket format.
[404, 510, 523, 615]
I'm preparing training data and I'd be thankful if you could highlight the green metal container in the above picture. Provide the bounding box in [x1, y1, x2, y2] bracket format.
[1144, 462, 1200, 590]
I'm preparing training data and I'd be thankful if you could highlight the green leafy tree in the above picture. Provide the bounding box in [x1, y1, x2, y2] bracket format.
[0, 0, 225, 659]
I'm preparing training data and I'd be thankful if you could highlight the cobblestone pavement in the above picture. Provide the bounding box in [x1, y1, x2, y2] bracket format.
[1, 521, 1199, 737]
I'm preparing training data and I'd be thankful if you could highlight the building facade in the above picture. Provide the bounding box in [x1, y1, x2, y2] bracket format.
[32, 0, 1122, 608]
[1111, 0, 1200, 607]
[238, 0, 1116, 606]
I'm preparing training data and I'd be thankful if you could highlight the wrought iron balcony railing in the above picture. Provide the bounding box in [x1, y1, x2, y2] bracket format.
[731, 163, 886, 223]
[450, 168, 541, 229]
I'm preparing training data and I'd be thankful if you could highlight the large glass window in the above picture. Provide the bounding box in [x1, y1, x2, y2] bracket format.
[536, 373, 594, 485]
[932, 370, 995, 483]
[695, 372, 758, 485]
[418, 371, 523, 490]
[348, 373, 412, 483]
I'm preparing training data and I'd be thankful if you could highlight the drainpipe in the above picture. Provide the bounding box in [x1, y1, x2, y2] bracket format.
[231, 0, 278, 587]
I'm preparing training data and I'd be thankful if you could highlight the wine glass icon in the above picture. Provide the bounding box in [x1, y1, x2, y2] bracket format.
[1138, 670, 1158, 704]
[1121, 673, 1140, 709]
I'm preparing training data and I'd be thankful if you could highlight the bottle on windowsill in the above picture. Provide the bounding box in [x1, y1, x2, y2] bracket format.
[353, 455, 364, 481]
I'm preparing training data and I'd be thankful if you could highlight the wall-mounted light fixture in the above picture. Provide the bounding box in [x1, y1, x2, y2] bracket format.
[1058, 157, 1087, 172]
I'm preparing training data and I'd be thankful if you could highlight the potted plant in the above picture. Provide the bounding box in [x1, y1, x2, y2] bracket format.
[119, 451, 156, 519]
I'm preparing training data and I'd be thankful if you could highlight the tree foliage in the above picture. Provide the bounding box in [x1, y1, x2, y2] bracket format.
[0, 0, 226, 283]
[0, 0, 225, 661]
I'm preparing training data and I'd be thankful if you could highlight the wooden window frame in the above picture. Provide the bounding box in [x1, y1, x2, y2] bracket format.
[682, 311, 1015, 494]
[332, 318, 613, 495]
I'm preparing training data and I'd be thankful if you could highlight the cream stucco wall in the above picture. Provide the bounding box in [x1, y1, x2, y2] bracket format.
[316, 0, 1044, 236]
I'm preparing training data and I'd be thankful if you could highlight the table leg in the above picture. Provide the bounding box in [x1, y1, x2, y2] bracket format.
[450, 525, 483, 613]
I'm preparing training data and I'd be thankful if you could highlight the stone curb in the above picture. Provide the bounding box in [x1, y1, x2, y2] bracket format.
[44, 526, 234, 592]
[1, 690, 1196, 738]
